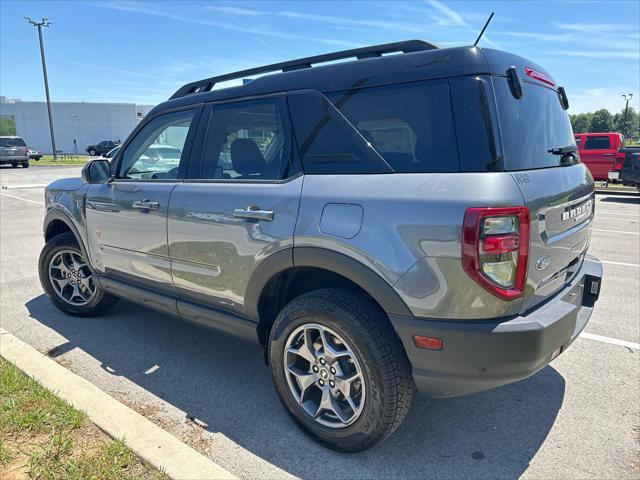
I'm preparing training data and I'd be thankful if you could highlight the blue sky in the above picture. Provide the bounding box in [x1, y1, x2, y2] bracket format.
[1, 0, 638, 113]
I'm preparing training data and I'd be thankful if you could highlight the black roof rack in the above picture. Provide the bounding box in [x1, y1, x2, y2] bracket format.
[169, 39, 439, 100]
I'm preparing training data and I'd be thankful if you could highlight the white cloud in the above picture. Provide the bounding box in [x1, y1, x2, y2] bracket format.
[555, 22, 639, 33]
[568, 87, 640, 114]
[98, 2, 361, 48]
[548, 50, 640, 60]
[205, 6, 269, 16]
[277, 11, 426, 33]
[424, 0, 499, 48]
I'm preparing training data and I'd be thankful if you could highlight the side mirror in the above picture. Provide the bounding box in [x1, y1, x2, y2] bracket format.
[82, 159, 112, 184]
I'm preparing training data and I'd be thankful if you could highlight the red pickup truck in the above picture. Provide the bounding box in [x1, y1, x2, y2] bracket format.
[574, 132, 626, 182]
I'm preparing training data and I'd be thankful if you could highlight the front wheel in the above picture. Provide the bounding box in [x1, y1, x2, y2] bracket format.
[38, 232, 119, 316]
[11, 161, 18, 168]
[21, 162, 29, 168]
[89, 149, 97, 156]
[269, 289, 414, 452]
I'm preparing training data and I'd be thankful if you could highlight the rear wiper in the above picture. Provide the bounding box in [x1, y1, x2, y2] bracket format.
[547, 145, 577, 156]
[548, 145, 578, 166]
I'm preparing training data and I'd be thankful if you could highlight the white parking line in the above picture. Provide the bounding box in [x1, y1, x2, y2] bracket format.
[592, 228, 640, 235]
[1, 183, 47, 190]
[601, 260, 640, 268]
[596, 212, 640, 217]
[0, 192, 43, 206]
[580, 332, 640, 350]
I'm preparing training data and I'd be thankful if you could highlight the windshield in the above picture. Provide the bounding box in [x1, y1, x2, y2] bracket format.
[493, 78, 576, 170]
[0, 137, 26, 147]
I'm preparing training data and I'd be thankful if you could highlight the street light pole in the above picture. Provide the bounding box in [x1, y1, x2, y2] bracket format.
[621, 93, 633, 138]
[25, 17, 57, 159]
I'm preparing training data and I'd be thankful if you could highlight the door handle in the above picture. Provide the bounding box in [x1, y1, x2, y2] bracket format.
[233, 205, 274, 221]
[602, 153, 613, 156]
[132, 199, 159, 211]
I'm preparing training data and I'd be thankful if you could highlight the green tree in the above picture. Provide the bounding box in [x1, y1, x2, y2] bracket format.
[588, 109, 614, 132]
[613, 107, 639, 140]
[570, 112, 592, 133]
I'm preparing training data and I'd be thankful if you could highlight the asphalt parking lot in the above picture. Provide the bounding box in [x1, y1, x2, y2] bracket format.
[1, 165, 638, 479]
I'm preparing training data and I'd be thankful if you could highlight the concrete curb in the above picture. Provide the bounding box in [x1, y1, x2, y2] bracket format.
[0, 329, 237, 480]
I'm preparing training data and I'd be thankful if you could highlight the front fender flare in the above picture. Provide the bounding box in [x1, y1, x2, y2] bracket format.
[43, 208, 91, 268]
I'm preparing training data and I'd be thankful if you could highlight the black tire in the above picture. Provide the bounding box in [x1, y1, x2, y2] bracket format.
[269, 288, 414, 452]
[89, 149, 97, 156]
[38, 232, 119, 316]
[21, 162, 29, 168]
[11, 161, 18, 168]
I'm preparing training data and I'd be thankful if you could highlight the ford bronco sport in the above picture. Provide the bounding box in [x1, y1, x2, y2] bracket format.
[39, 40, 603, 452]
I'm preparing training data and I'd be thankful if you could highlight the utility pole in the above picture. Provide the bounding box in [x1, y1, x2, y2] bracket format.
[622, 93, 633, 138]
[24, 17, 57, 159]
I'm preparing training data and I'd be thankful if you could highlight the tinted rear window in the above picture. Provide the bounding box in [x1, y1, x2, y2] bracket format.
[0, 137, 26, 147]
[585, 136, 610, 150]
[493, 78, 576, 170]
[326, 80, 460, 173]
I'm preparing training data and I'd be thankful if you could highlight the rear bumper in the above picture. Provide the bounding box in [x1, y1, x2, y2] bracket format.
[390, 255, 602, 398]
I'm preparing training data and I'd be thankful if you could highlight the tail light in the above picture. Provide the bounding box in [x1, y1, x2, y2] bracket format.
[462, 206, 530, 300]
[614, 153, 625, 171]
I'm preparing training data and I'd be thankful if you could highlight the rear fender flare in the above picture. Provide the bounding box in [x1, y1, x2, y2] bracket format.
[244, 246, 412, 320]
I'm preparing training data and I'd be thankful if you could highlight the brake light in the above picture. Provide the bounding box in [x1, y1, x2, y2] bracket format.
[524, 66, 555, 87]
[462, 206, 530, 300]
[614, 153, 625, 171]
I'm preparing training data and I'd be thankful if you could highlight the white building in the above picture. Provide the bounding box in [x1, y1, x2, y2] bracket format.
[0, 98, 154, 154]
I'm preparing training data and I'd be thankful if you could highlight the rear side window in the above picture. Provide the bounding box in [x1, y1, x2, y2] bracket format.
[288, 89, 391, 174]
[493, 77, 576, 170]
[584, 136, 611, 150]
[201, 97, 294, 180]
[0, 137, 26, 147]
[327, 80, 459, 173]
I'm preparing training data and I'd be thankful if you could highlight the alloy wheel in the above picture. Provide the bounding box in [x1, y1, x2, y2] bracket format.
[283, 323, 366, 428]
[48, 249, 96, 306]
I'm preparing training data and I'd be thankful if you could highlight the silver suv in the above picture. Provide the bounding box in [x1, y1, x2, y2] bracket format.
[0, 136, 29, 168]
[39, 41, 602, 452]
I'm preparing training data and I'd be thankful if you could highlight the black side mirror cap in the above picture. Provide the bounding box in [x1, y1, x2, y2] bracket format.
[82, 159, 112, 184]
[507, 66, 524, 99]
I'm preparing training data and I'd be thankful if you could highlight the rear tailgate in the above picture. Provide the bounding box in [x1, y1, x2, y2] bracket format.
[512, 165, 594, 312]
[489, 65, 596, 312]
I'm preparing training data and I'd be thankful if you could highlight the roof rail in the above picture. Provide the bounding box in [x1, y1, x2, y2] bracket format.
[169, 39, 439, 100]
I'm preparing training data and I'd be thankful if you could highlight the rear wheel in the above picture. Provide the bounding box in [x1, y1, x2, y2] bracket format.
[39, 232, 119, 316]
[11, 161, 18, 168]
[269, 289, 414, 452]
[21, 162, 29, 168]
[89, 149, 97, 156]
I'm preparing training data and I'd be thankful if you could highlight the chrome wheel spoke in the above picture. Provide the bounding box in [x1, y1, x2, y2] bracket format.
[318, 328, 351, 364]
[52, 277, 71, 290]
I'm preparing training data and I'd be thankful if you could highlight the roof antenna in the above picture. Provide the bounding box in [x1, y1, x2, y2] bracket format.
[473, 12, 495, 46]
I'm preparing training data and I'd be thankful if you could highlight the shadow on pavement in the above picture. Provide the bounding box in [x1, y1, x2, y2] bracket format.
[26, 294, 565, 479]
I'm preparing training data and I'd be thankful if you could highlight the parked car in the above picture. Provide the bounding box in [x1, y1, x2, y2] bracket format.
[28, 148, 43, 161]
[574, 132, 625, 183]
[0, 136, 29, 168]
[609, 147, 640, 192]
[38, 41, 602, 452]
[86, 140, 119, 157]
[102, 145, 120, 160]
